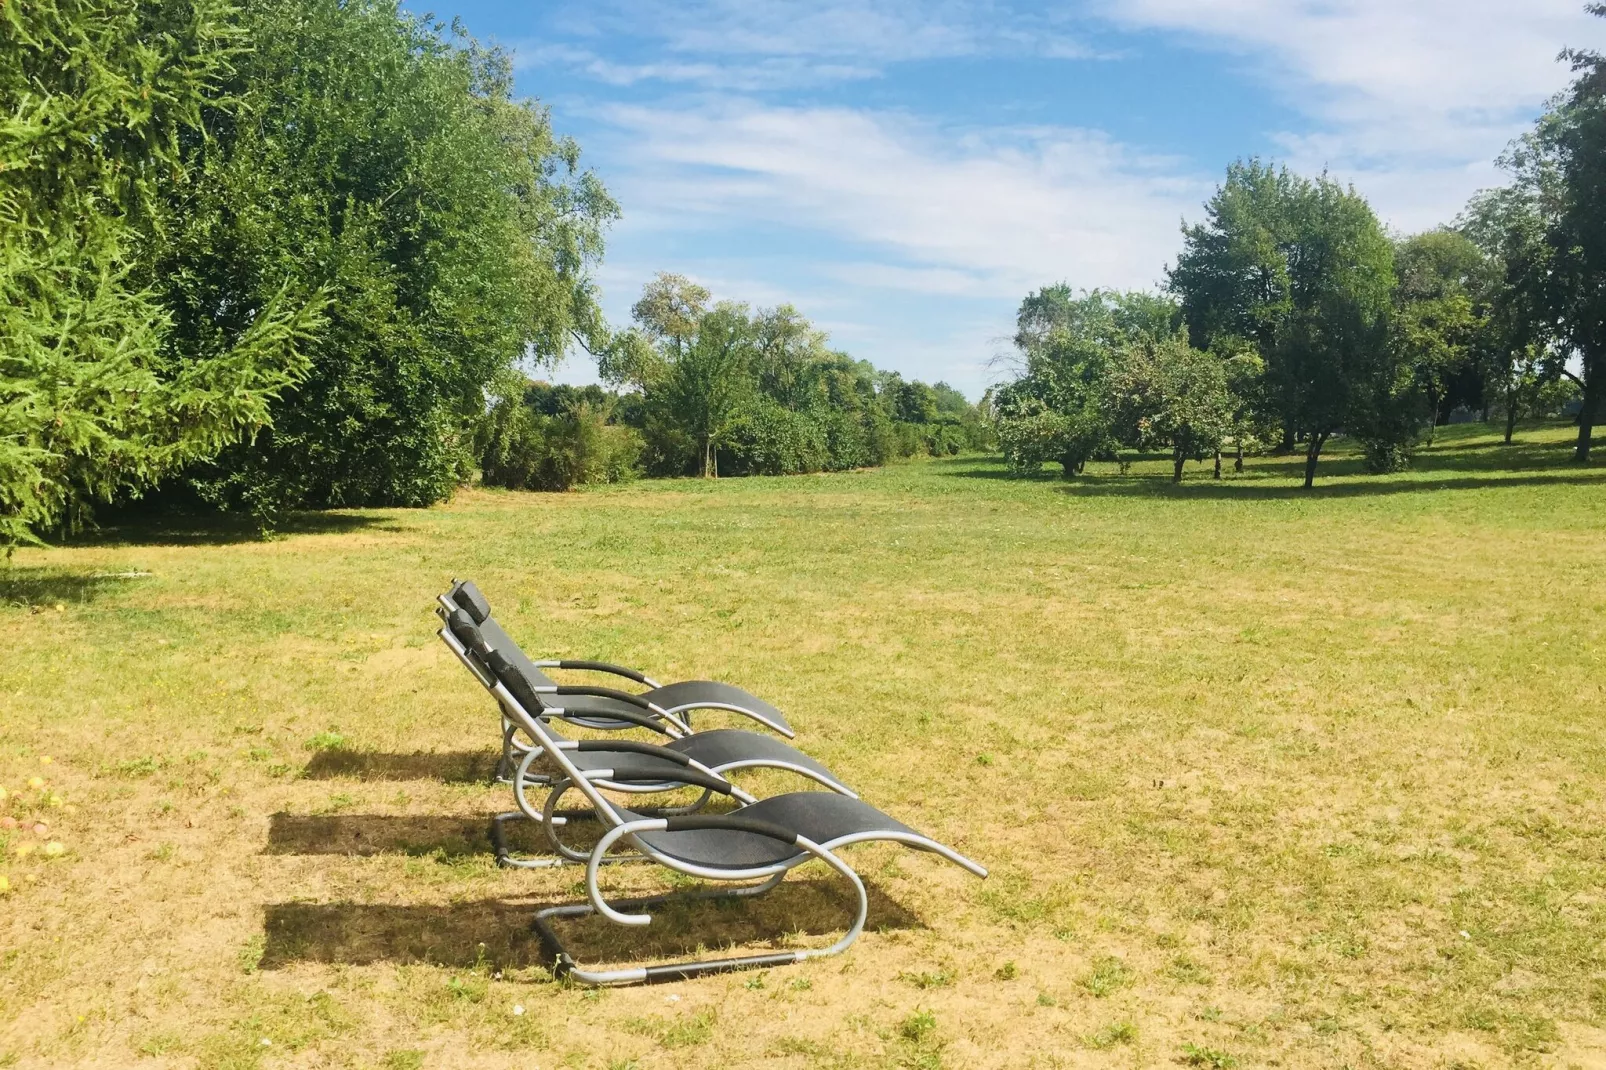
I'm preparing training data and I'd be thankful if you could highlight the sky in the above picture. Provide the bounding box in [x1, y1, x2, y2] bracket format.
[409, 1, 1605, 398]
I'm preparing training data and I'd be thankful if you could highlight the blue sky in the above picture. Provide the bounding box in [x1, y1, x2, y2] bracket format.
[411, 1, 1604, 398]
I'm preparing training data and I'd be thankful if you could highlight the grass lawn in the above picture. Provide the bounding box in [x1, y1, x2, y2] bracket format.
[2, 420, 1604, 1069]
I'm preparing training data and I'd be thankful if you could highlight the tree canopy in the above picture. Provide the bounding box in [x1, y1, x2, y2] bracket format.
[160, 0, 615, 520]
[0, 0, 320, 545]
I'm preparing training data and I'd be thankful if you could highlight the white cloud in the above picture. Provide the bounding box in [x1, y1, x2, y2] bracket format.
[510, 43, 883, 91]
[1098, 0, 1606, 229]
[539, 0, 1097, 74]
[562, 100, 1209, 396]
[594, 101, 1205, 294]
[826, 263, 1015, 298]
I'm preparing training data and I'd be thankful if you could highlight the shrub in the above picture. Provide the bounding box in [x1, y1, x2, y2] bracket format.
[998, 410, 1075, 475]
[723, 399, 829, 476]
[1360, 438, 1416, 474]
[817, 407, 873, 470]
[480, 400, 640, 491]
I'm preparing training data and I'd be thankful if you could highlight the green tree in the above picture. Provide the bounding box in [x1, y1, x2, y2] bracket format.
[1504, 8, 1606, 460]
[1108, 336, 1236, 483]
[1460, 186, 1558, 443]
[1392, 229, 1487, 441]
[1170, 160, 1303, 450]
[158, 0, 614, 521]
[0, 0, 319, 546]
[892, 380, 940, 424]
[995, 287, 1174, 476]
[628, 273, 711, 361]
[1173, 163, 1397, 485]
[478, 386, 640, 492]
[653, 304, 756, 478]
[931, 382, 971, 418]
[749, 303, 829, 410]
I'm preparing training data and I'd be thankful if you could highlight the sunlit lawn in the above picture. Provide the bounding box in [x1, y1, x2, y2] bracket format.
[1, 420, 1604, 1068]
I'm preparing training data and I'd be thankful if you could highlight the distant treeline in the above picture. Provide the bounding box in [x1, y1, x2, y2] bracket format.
[995, 7, 1606, 486]
[478, 274, 992, 491]
[8, 3, 1606, 546]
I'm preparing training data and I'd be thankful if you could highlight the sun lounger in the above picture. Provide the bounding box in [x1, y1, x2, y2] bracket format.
[441, 582, 793, 781]
[440, 608, 987, 985]
[437, 608, 856, 869]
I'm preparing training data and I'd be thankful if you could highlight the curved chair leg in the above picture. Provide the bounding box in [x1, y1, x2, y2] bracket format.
[534, 781, 711, 864]
[532, 833, 869, 986]
[492, 773, 692, 869]
[498, 719, 547, 785]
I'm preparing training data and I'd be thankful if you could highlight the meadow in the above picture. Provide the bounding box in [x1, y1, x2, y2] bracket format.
[1, 421, 1603, 1069]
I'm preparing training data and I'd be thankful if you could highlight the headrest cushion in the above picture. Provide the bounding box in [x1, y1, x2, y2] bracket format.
[450, 580, 492, 624]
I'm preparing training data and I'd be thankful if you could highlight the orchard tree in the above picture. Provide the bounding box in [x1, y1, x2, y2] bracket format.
[1173, 163, 1396, 484]
[1108, 337, 1236, 483]
[1503, 7, 1606, 461]
[1169, 160, 1303, 449]
[1392, 229, 1488, 440]
[994, 287, 1175, 476]
[1276, 176, 1396, 486]
[1460, 186, 1557, 444]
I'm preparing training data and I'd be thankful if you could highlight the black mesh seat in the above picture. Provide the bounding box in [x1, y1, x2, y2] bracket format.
[558, 729, 844, 792]
[550, 680, 790, 735]
[439, 605, 860, 876]
[626, 793, 918, 870]
[451, 581, 791, 735]
[667, 730, 838, 784]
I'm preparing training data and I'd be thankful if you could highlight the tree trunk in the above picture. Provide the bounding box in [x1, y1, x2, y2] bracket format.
[1234, 441, 1244, 473]
[1504, 382, 1518, 444]
[1173, 446, 1186, 483]
[1279, 423, 1296, 453]
[701, 435, 713, 478]
[1302, 433, 1326, 489]
[1576, 363, 1600, 463]
[1213, 449, 1222, 480]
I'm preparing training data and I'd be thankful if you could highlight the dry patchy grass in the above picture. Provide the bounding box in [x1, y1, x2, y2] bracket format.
[1, 421, 1604, 1068]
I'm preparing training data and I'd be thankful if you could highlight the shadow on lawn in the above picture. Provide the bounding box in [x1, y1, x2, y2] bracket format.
[301, 749, 501, 783]
[0, 566, 147, 608]
[1056, 470, 1605, 502]
[936, 426, 1602, 499]
[266, 813, 499, 858]
[260, 879, 923, 970]
[62, 507, 394, 549]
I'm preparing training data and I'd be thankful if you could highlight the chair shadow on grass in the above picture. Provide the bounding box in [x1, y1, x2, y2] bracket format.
[261, 809, 926, 972]
[300, 749, 501, 783]
[0, 567, 141, 609]
[266, 812, 499, 858]
[265, 809, 619, 860]
[259, 880, 924, 971]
